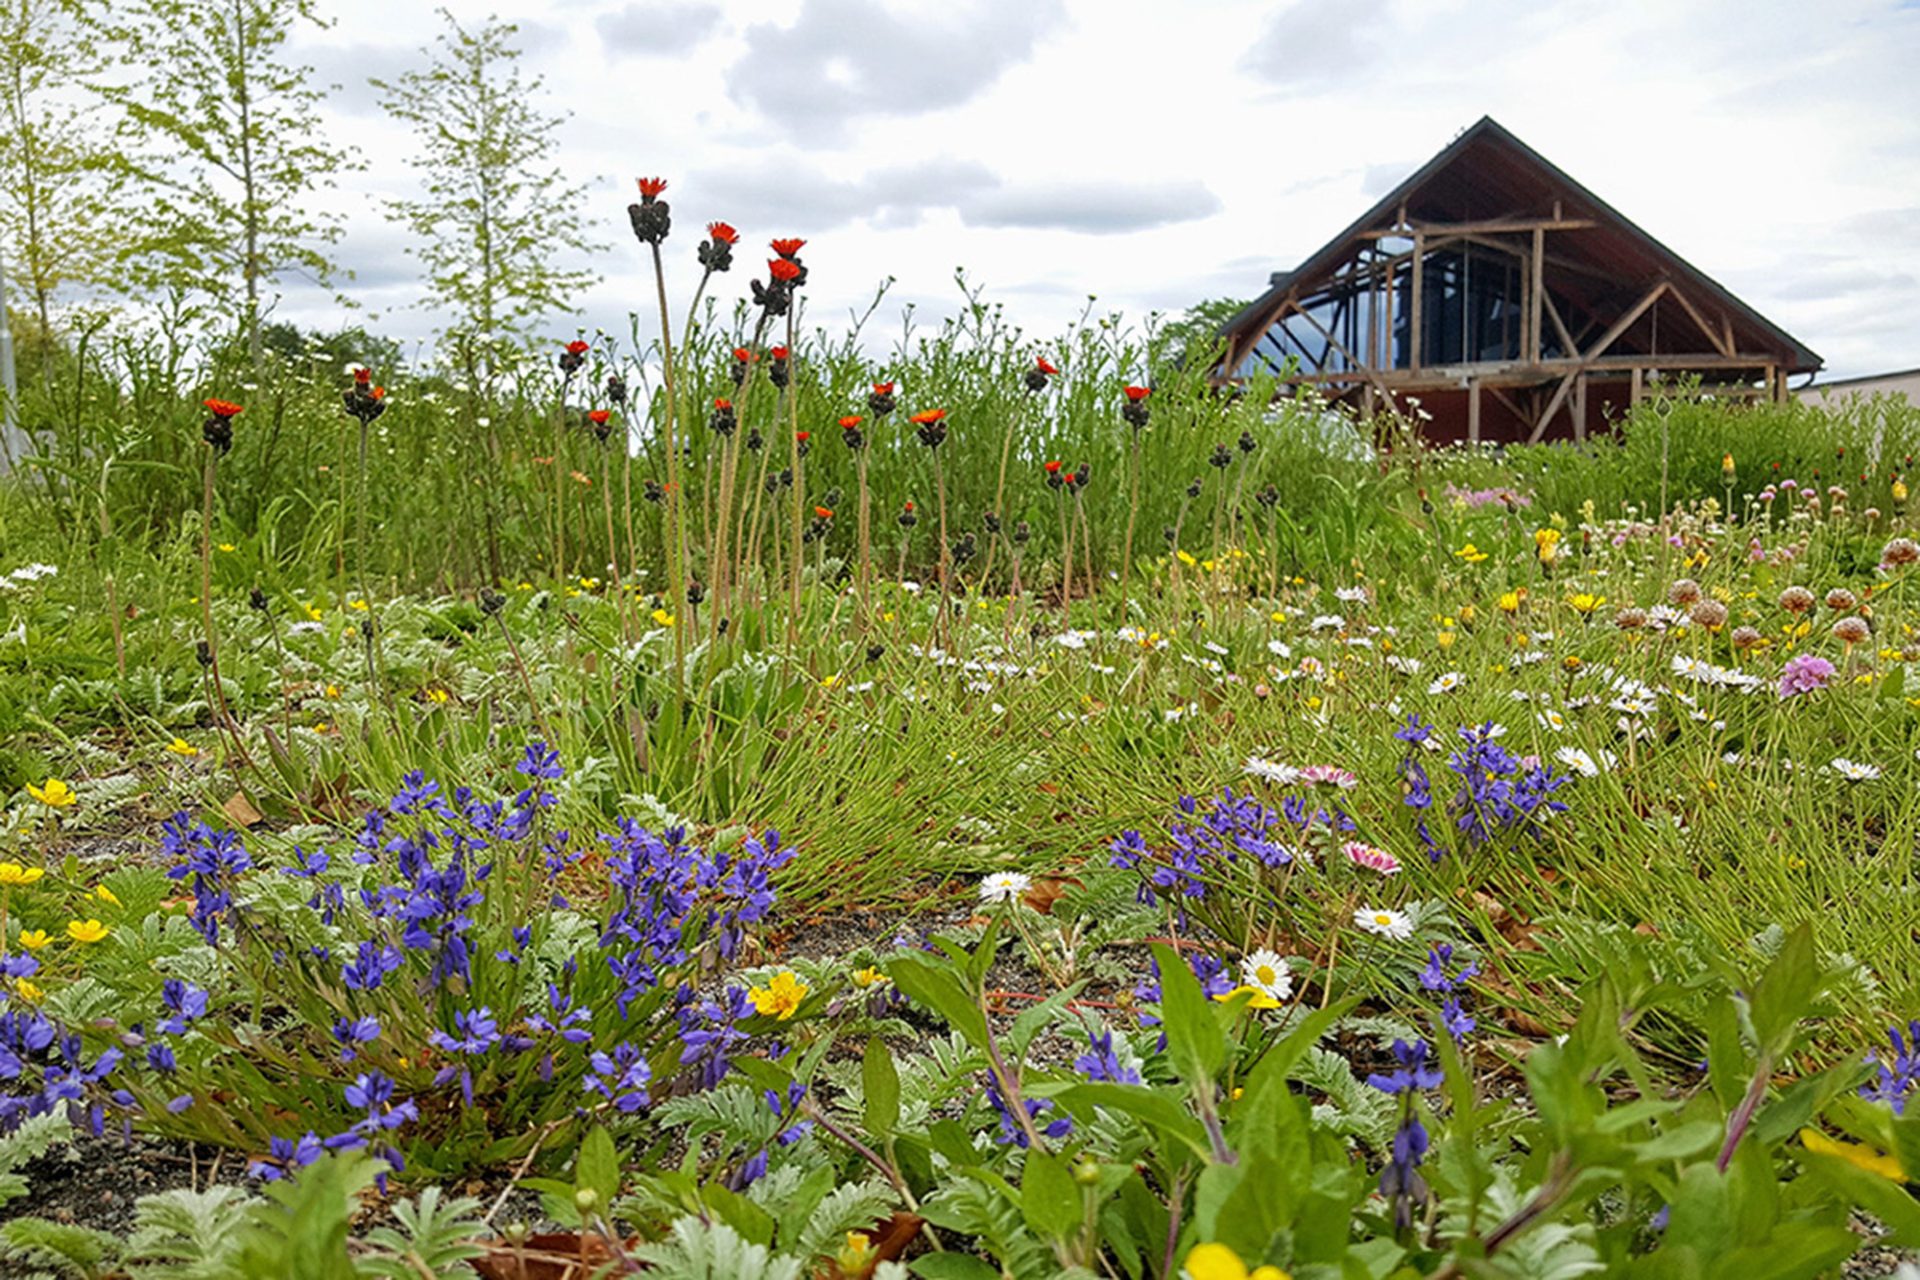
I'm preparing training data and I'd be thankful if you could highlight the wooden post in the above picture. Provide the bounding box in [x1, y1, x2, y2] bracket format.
[1630, 365, 1644, 408]
[1529, 226, 1544, 363]
[1410, 232, 1425, 373]
[1468, 378, 1482, 445]
[1572, 373, 1588, 442]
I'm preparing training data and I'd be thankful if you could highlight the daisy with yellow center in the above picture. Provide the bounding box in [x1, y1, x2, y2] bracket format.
[749, 970, 809, 1021]
[1354, 906, 1413, 941]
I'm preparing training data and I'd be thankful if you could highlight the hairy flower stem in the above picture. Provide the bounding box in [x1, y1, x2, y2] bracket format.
[934, 451, 952, 647]
[982, 396, 1025, 588]
[1717, 1053, 1773, 1172]
[856, 451, 872, 623]
[648, 242, 689, 707]
[551, 376, 568, 584]
[1120, 433, 1141, 627]
[355, 419, 387, 703]
[600, 442, 631, 643]
[198, 450, 252, 770]
[492, 613, 553, 746]
[785, 310, 804, 647]
[1057, 498, 1073, 626]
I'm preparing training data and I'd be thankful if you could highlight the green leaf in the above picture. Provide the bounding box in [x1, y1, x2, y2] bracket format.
[864, 1036, 900, 1139]
[575, 1124, 620, 1211]
[1020, 1148, 1082, 1241]
[888, 954, 988, 1048]
[1748, 923, 1816, 1054]
[1151, 942, 1225, 1085]
[1055, 1083, 1211, 1160]
[910, 1254, 1004, 1280]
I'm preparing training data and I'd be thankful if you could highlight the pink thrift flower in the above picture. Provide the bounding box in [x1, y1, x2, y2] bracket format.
[1777, 653, 1835, 699]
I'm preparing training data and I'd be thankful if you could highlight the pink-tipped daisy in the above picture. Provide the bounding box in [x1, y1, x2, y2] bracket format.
[1342, 842, 1400, 875]
[1298, 764, 1359, 790]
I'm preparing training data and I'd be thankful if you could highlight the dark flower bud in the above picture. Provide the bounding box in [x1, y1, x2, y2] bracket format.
[866, 644, 885, 663]
[983, 511, 1001, 534]
[643, 479, 664, 504]
[777, 468, 793, 490]
[898, 502, 918, 528]
[1209, 443, 1233, 469]
[1238, 430, 1257, 454]
[911, 409, 947, 449]
[768, 346, 790, 389]
[718, 617, 730, 635]
[1255, 484, 1280, 509]
[1012, 520, 1030, 545]
[795, 432, 810, 460]
[951, 532, 977, 564]
[196, 641, 213, 668]
[605, 373, 628, 407]
[708, 400, 736, 436]
[202, 416, 234, 455]
[1163, 524, 1178, 545]
[558, 340, 589, 377]
[1072, 463, 1090, 491]
[698, 221, 737, 272]
[746, 428, 764, 452]
[686, 580, 705, 606]
[248, 586, 269, 612]
[480, 590, 505, 616]
[628, 178, 671, 244]
[1185, 477, 1204, 499]
[868, 382, 897, 417]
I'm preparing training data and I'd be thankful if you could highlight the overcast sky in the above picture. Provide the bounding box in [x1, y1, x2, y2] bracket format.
[273, 0, 1920, 381]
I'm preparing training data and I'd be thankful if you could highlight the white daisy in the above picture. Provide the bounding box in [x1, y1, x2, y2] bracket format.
[1353, 906, 1413, 940]
[1309, 614, 1345, 632]
[1828, 757, 1881, 782]
[1386, 654, 1422, 675]
[979, 872, 1032, 904]
[1243, 756, 1300, 785]
[1052, 631, 1089, 650]
[1554, 746, 1601, 777]
[1335, 586, 1370, 604]
[1203, 640, 1230, 657]
[1240, 949, 1293, 1001]
[1266, 638, 1293, 658]
[1428, 671, 1465, 694]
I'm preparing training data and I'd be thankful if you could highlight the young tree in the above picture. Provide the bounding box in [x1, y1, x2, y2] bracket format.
[93, 0, 358, 366]
[373, 9, 602, 376]
[0, 0, 118, 343]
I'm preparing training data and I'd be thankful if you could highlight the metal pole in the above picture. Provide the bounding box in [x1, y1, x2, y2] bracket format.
[0, 246, 20, 474]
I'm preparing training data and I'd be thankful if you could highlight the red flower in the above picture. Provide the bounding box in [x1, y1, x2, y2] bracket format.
[796, 431, 810, 442]
[1122, 385, 1151, 402]
[1035, 357, 1059, 375]
[706, 221, 739, 244]
[733, 346, 755, 362]
[769, 346, 789, 360]
[909, 408, 947, 425]
[814, 506, 833, 519]
[872, 381, 895, 396]
[714, 398, 732, 410]
[371, 386, 386, 400]
[203, 398, 244, 418]
[768, 259, 801, 282]
[587, 409, 612, 425]
[1043, 460, 1062, 474]
[352, 366, 371, 384]
[839, 415, 863, 429]
[903, 501, 914, 512]
[565, 340, 590, 355]
[636, 177, 668, 199]
[770, 238, 806, 258]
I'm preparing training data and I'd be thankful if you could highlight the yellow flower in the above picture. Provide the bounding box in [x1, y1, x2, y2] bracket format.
[749, 971, 809, 1020]
[1214, 984, 1283, 1010]
[1497, 590, 1522, 615]
[349, 599, 369, 611]
[424, 688, 450, 704]
[65, 919, 109, 944]
[1176, 550, 1197, 566]
[13, 979, 42, 1003]
[325, 683, 342, 698]
[18, 931, 50, 951]
[1437, 630, 1456, 649]
[1534, 528, 1562, 549]
[1800, 1127, 1904, 1181]
[821, 673, 841, 689]
[304, 603, 325, 621]
[852, 966, 889, 989]
[94, 884, 119, 907]
[1567, 592, 1606, 615]
[1895, 480, 1909, 502]
[165, 737, 199, 757]
[1184, 1242, 1290, 1280]
[1454, 543, 1489, 564]
[217, 542, 236, 553]
[651, 608, 676, 627]
[1305, 696, 1321, 710]
[0, 864, 44, 887]
[27, 779, 77, 809]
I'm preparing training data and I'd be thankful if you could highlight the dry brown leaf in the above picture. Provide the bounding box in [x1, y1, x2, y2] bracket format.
[222, 791, 264, 829]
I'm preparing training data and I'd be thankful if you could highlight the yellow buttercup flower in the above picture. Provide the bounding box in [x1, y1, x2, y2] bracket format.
[1454, 543, 1489, 564]
[1800, 1127, 1904, 1182]
[18, 931, 50, 951]
[851, 966, 889, 989]
[424, 688, 450, 704]
[94, 884, 119, 907]
[13, 979, 42, 1003]
[1176, 550, 1197, 566]
[217, 542, 236, 553]
[749, 970, 809, 1021]
[0, 864, 44, 887]
[304, 603, 325, 621]
[1214, 984, 1282, 1010]
[349, 599, 369, 612]
[26, 779, 76, 809]
[66, 919, 109, 944]
[651, 608, 676, 627]
[1184, 1241, 1291, 1280]
[165, 738, 199, 757]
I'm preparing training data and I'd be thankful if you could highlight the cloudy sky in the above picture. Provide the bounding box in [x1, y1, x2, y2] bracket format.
[273, 0, 1920, 380]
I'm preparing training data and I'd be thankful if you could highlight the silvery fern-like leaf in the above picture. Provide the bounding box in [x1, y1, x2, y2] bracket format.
[1297, 1045, 1396, 1147]
[793, 1180, 896, 1261]
[359, 1185, 486, 1278]
[631, 1218, 804, 1280]
[125, 1185, 258, 1278]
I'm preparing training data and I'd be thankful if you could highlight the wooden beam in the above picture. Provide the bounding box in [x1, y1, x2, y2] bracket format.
[1529, 227, 1544, 365]
[1527, 371, 1580, 443]
[1662, 282, 1735, 358]
[1630, 365, 1643, 408]
[1581, 282, 1668, 364]
[1410, 232, 1425, 373]
[1356, 217, 1595, 239]
[1288, 297, 1398, 408]
[1573, 373, 1588, 442]
[1468, 378, 1482, 445]
[1542, 290, 1576, 356]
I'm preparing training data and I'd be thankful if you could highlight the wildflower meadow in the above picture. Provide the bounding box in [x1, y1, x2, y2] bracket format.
[5, 6, 1920, 1278]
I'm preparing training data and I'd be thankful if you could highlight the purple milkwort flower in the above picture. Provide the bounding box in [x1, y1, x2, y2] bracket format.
[332, 1016, 381, 1063]
[517, 740, 564, 781]
[708, 829, 795, 959]
[161, 813, 252, 945]
[342, 940, 404, 992]
[284, 847, 330, 878]
[248, 1131, 324, 1180]
[429, 1006, 502, 1106]
[146, 1043, 177, 1073]
[1778, 653, 1835, 699]
[1074, 1029, 1141, 1084]
[1861, 1020, 1920, 1114]
[765, 1079, 812, 1146]
[157, 980, 209, 1035]
[679, 986, 752, 1089]
[1417, 943, 1478, 994]
[390, 770, 452, 818]
[981, 1071, 1072, 1148]
[1368, 1038, 1439, 1232]
[526, 984, 594, 1045]
[1367, 1039, 1442, 1096]
[1439, 998, 1476, 1042]
[584, 1041, 652, 1113]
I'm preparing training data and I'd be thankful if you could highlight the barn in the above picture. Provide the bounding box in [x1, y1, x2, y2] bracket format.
[1215, 117, 1822, 443]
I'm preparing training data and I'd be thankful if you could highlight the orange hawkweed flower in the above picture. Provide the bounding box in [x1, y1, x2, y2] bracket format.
[1122, 385, 1151, 402]
[909, 408, 947, 425]
[353, 366, 371, 384]
[903, 501, 914, 512]
[732, 346, 756, 362]
[839, 415, 863, 429]
[1036, 357, 1059, 375]
[565, 340, 590, 355]
[714, 397, 732, 410]
[371, 386, 386, 400]
[1044, 460, 1062, 474]
[795, 431, 810, 442]
[203, 398, 244, 418]
[768, 259, 801, 282]
[872, 382, 895, 396]
[587, 409, 612, 426]
[770, 238, 806, 258]
[769, 346, 789, 361]
[814, 506, 833, 519]
[706, 221, 739, 244]
[636, 176, 668, 198]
